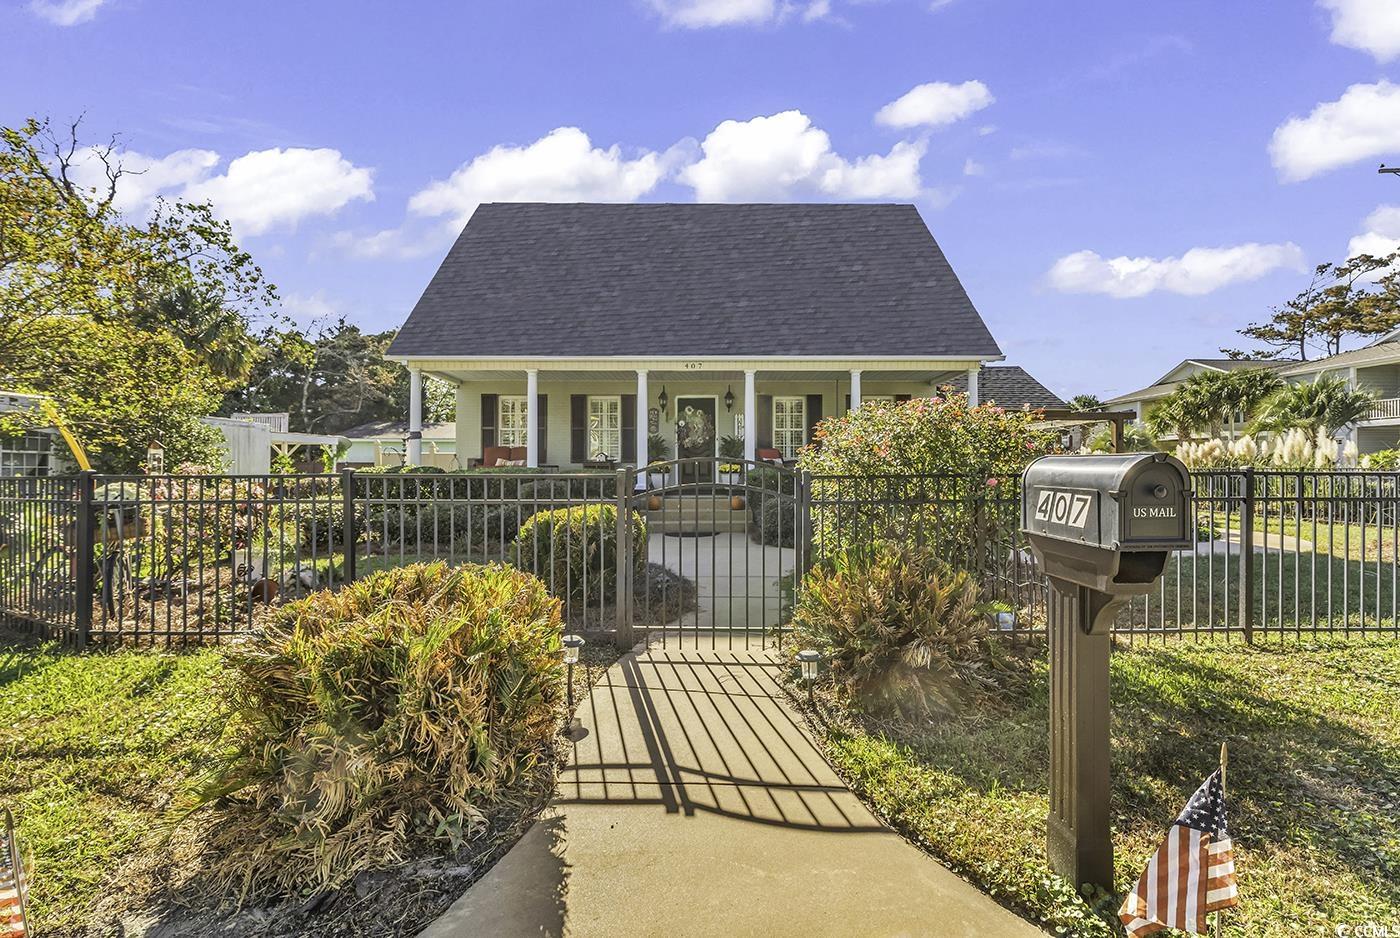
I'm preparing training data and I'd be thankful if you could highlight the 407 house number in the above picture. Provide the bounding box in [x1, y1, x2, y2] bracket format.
[1034, 490, 1092, 529]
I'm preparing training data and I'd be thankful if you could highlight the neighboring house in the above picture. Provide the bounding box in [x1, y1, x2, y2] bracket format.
[941, 365, 1064, 410]
[202, 413, 345, 474]
[1273, 337, 1400, 453]
[1104, 358, 1292, 441]
[0, 390, 55, 477]
[386, 202, 1017, 479]
[341, 420, 457, 469]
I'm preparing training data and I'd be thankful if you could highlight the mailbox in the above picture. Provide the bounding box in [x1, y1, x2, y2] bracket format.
[1022, 452, 1192, 596]
[1019, 452, 1193, 893]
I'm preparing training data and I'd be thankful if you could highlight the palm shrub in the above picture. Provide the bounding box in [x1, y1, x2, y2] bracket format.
[789, 543, 1002, 718]
[188, 561, 564, 899]
[1251, 375, 1376, 435]
[514, 504, 646, 604]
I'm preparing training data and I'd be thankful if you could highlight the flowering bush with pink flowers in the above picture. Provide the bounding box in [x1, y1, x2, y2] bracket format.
[799, 393, 1057, 480]
[799, 394, 1058, 564]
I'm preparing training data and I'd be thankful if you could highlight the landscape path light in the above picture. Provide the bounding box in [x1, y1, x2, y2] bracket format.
[796, 649, 822, 705]
[995, 610, 1017, 632]
[562, 634, 585, 710]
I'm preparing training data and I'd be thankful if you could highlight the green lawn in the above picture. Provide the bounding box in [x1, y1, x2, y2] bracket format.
[815, 641, 1400, 936]
[1122, 552, 1400, 636]
[0, 633, 224, 932]
[0, 626, 623, 934]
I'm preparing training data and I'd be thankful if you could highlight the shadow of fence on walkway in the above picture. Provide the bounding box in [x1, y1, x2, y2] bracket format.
[556, 651, 887, 833]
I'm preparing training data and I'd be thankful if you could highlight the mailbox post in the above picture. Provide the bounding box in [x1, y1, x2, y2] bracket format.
[1021, 452, 1192, 890]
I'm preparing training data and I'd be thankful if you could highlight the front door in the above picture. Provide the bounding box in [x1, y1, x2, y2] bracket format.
[675, 397, 717, 483]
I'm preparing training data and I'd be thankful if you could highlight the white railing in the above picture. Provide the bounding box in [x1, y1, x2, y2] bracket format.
[1366, 398, 1400, 420]
[231, 412, 290, 432]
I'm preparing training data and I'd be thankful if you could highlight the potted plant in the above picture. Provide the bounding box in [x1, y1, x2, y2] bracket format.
[648, 432, 672, 463]
[718, 461, 745, 509]
[718, 434, 744, 461]
[646, 459, 670, 489]
[644, 460, 668, 510]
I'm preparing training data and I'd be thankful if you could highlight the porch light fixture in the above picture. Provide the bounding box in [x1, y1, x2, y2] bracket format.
[724, 385, 735, 412]
[562, 634, 585, 709]
[657, 385, 669, 413]
[797, 649, 822, 704]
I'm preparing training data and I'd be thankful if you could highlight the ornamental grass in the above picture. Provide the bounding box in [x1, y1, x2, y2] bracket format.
[186, 561, 564, 900]
[789, 543, 1009, 718]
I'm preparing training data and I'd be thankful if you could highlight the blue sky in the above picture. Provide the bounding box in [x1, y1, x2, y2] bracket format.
[6, 0, 1400, 398]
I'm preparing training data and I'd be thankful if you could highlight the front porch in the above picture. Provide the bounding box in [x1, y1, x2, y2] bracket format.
[397, 357, 990, 473]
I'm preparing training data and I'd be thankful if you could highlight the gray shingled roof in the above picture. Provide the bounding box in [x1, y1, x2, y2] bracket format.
[387, 203, 1003, 359]
[942, 365, 1064, 409]
[341, 420, 456, 441]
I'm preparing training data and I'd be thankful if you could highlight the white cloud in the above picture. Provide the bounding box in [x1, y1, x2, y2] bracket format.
[963, 158, 985, 176]
[1046, 243, 1304, 298]
[644, 0, 830, 28]
[1348, 204, 1400, 260]
[183, 148, 374, 236]
[332, 223, 456, 261]
[29, 0, 106, 25]
[678, 110, 924, 201]
[874, 81, 994, 130]
[67, 144, 374, 236]
[68, 147, 219, 214]
[647, 0, 777, 28]
[406, 127, 667, 225]
[1320, 0, 1400, 62]
[279, 290, 351, 329]
[1270, 81, 1400, 182]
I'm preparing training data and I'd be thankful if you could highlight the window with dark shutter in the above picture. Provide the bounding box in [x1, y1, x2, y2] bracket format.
[621, 394, 637, 462]
[480, 393, 498, 451]
[570, 395, 587, 464]
[536, 395, 548, 464]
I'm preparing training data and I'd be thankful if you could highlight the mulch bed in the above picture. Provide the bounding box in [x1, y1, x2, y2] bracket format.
[62, 643, 623, 938]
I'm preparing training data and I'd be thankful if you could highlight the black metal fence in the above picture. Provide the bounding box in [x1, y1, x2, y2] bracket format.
[4, 465, 1399, 647]
[0, 463, 803, 648]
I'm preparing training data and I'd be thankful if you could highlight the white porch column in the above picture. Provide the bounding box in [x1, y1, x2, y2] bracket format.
[635, 370, 648, 485]
[743, 370, 757, 463]
[849, 369, 862, 412]
[966, 365, 980, 407]
[525, 368, 539, 468]
[407, 367, 423, 466]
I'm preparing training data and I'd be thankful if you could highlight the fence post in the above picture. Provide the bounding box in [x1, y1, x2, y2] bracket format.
[1239, 467, 1255, 644]
[614, 469, 634, 650]
[340, 466, 357, 585]
[73, 470, 95, 649]
[798, 470, 814, 578]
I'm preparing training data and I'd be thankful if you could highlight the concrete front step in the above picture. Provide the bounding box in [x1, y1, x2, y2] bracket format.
[645, 495, 751, 533]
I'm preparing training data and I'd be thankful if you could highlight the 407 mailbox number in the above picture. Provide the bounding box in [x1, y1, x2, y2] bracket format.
[1033, 489, 1093, 530]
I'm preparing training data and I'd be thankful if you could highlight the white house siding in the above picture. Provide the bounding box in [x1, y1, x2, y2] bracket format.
[1355, 363, 1400, 399]
[453, 379, 939, 468]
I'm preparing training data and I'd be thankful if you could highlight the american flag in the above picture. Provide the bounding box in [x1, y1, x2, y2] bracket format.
[1119, 768, 1239, 936]
[0, 809, 28, 938]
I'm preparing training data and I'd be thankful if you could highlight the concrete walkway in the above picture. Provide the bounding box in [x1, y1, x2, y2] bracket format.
[420, 646, 1044, 938]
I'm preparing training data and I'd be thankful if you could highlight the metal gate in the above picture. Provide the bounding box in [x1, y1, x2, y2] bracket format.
[625, 458, 806, 650]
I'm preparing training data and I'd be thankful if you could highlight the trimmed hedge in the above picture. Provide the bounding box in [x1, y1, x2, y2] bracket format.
[514, 504, 647, 604]
[747, 466, 799, 547]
